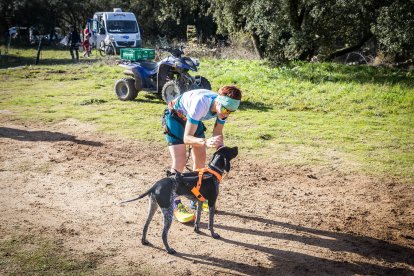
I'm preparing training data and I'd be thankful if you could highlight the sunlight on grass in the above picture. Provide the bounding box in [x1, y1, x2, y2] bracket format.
[0, 235, 99, 274]
[1, 48, 413, 183]
[0, 235, 153, 275]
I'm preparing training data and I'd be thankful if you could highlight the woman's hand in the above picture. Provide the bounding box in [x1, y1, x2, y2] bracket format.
[206, 135, 223, 148]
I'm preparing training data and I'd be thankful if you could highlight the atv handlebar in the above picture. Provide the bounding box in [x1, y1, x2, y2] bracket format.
[159, 46, 184, 58]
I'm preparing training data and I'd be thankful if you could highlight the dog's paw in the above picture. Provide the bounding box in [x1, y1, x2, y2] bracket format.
[167, 248, 176, 255]
[141, 239, 150, 246]
[212, 233, 220, 239]
[194, 226, 201, 233]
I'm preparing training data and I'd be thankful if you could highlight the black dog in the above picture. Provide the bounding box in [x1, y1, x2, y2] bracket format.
[120, 146, 238, 254]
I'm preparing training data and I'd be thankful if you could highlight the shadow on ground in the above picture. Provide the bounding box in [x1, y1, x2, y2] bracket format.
[173, 211, 413, 275]
[133, 93, 164, 104]
[239, 100, 272, 112]
[265, 61, 414, 88]
[0, 54, 100, 69]
[0, 127, 103, 147]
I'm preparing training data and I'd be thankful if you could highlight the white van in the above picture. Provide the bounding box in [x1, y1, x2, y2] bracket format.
[91, 8, 141, 55]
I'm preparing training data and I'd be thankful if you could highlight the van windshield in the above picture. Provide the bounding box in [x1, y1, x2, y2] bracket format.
[106, 20, 138, 33]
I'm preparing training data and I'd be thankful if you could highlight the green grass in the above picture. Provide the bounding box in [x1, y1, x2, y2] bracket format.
[0, 235, 155, 275]
[0, 235, 99, 274]
[0, 48, 413, 183]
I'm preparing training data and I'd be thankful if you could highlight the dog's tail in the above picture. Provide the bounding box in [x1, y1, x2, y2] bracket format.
[119, 187, 154, 204]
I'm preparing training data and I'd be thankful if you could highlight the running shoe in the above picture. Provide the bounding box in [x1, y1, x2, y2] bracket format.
[174, 203, 195, 223]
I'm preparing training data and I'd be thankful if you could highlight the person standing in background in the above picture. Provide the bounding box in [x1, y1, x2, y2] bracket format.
[68, 26, 81, 61]
[82, 25, 91, 58]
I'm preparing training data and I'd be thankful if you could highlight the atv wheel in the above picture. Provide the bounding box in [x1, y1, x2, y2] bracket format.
[115, 78, 138, 101]
[162, 80, 184, 104]
[192, 76, 211, 90]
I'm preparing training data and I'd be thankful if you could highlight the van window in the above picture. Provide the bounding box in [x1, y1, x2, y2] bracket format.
[92, 20, 98, 32]
[92, 18, 104, 32]
[106, 20, 138, 33]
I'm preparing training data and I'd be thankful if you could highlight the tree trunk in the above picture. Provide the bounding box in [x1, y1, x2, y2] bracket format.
[36, 37, 44, 65]
[287, 0, 300, 31]
[251, 32, 263, 59]
[325, 33, 373, 61]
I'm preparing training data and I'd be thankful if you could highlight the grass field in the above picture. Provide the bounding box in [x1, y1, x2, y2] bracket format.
[1, 47, 413, 183]
[0, 235, 99, 274]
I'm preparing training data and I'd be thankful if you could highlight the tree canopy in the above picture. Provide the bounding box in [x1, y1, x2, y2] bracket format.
[1, 0, 413, 61]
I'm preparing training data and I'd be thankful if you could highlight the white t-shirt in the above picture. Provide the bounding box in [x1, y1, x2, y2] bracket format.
[174, 89, 223, 124]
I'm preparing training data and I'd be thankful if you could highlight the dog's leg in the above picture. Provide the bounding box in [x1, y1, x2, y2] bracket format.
[208, 183, 220, 239]
[142, 194, 158, 246]
[194, 200, 203, 233]
[208, 205, 220, 239]
[161, 206, 176, 254]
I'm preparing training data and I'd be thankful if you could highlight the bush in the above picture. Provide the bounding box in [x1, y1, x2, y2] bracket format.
[372, 0, 414, 61]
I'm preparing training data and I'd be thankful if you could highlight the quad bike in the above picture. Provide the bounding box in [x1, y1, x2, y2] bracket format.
[114, 46, 211, 103]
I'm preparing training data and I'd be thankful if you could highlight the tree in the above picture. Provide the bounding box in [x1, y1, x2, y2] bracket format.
[211, 0, 413, 62]
[2, 0, 412, 62]
[129, 0, 161, 39]
[154, 0, 216, 41]
[372, 0, 414, 60]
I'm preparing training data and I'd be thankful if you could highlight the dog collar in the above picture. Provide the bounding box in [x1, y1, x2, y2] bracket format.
[208, 163, 224, 174]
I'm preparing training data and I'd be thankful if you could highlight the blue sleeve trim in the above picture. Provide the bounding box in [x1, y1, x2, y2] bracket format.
[187, 115, 200, 125]
[216, 118, 226, 124]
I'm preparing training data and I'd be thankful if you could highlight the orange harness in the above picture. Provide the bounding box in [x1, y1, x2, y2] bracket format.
[191, 168, 222, 202]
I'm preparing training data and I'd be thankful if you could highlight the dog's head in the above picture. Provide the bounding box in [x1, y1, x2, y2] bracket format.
[209, 146, 238, 173]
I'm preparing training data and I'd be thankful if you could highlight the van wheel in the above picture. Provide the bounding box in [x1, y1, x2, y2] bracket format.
[161, 80, 184, 104]
[115, 78, 138, 101]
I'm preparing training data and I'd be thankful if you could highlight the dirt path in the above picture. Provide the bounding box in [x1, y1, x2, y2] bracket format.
[1, 119, 413, 275]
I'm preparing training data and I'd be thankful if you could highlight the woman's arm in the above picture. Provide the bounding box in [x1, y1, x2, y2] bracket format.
[213, 120, 224, 137]
[210, 121, 224, 148]
[183, 122, 206, 147]
[183, 121, 224, 148]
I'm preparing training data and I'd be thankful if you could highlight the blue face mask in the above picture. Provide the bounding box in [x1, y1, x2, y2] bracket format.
[216, 95, 240, 112]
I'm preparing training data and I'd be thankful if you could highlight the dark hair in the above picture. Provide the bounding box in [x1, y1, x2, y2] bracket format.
[218, 85, 242, 100]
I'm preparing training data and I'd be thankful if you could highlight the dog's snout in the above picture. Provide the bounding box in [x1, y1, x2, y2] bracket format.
[232, 146, 238, 157]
